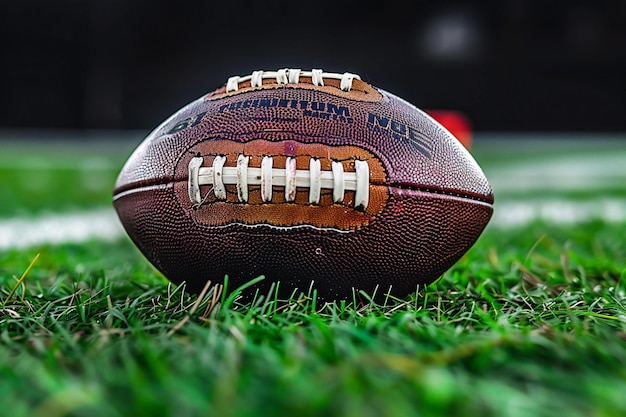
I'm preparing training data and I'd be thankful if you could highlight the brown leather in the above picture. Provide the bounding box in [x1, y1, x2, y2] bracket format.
[174, 139, 387, 229]
[113, 69, 493, 301]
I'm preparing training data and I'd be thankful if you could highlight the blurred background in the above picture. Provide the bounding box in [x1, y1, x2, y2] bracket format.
[1, 0, 625, 133]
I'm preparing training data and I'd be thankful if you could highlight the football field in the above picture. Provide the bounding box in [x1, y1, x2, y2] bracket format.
[1, 132, 625, 416]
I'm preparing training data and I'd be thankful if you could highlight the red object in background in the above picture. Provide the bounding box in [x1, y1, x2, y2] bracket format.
[427, 110, 472, 150]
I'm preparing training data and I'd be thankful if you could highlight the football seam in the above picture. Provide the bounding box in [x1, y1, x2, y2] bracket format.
[387, 183, 494, 205]
[113, 180, 493, 206]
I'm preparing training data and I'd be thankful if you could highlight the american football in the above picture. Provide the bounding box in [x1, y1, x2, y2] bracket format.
[113, 68, 494, 300]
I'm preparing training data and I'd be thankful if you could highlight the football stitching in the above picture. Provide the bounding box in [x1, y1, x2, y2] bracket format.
[188, 155, 370, 210]
[226, 69, 361, 93]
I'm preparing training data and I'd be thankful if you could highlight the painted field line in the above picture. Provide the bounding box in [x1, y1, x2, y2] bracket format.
[0, 198, 625, 250]
[0, 209, 124, 251]
[484, 156, 626, 193]
[491, 198, 626, 228]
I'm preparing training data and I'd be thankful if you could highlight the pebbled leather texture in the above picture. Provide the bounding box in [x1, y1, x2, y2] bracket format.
[113, 72, 494, 301]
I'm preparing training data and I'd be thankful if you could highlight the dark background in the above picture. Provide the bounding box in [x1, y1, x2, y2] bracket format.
[1, 0, 625, 132]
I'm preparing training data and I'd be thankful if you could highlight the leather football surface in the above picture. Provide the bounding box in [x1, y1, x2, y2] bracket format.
[113, 69, 494, 301]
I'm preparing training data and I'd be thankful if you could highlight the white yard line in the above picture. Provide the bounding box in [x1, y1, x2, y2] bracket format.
[0, 135, 624, 250]
[491, 198, 626, 228]
[483, 154, 626, 193]
[0, 198, 625, 251]
[0, 209, 124, 251]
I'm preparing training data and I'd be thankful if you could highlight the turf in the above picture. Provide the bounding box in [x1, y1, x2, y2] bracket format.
[1, 220, 625, 417]
[0, 139, 132, 217]
[1, 136, 625, 416]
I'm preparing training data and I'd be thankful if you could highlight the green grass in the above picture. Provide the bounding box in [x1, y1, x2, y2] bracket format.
[1, 136, 625, 416]
[1, 220, 625, 417]
[0, 140, 131, 217]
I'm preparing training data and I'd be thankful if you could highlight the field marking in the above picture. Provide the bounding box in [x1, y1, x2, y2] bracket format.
[0, 209, 124, 251]
[491, 198, 626, 229]
[0, 199, 625, 250]
[483, 153, 626, 193]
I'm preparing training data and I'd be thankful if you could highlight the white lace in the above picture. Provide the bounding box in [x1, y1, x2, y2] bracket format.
[188, 155, 369, 210]
[225, 69, 361, 93]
